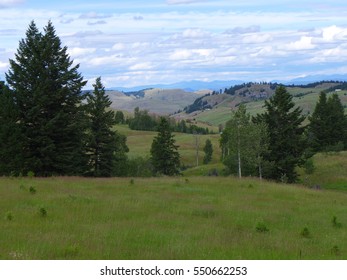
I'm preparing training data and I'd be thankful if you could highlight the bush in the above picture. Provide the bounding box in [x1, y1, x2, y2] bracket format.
[301, 227, 311, 238]
[27, 171, 35, 178]
[6, 211, 13, 221]
[332, 216, 342, 228]
[29, 186, 36, 194]
[303, 158, 315, 174]
[39, 207, 47, 217]
[256, 222, 269, 233]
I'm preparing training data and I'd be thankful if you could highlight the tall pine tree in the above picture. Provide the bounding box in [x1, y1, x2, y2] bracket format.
[308, 92, 347, 151]
[150, 117, 180, 175]
[255, 85, 306, 183]
[0, 82, 23, 175]
[86, 77, 128, 177]
[6, 21, 87, 176]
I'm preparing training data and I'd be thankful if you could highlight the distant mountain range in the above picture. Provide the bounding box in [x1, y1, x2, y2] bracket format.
[110, 74, 347, 92]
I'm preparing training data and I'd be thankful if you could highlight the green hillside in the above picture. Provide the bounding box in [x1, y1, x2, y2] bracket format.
[176, 82, 347, 126]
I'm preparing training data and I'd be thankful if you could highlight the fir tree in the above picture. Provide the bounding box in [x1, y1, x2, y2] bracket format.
[86, 77, 128, 177]
[308, 92, 347, 151]
[150, 117, 180, 175]
[6, 21, 87, 176]
[255, 85, 306, 183]
[203, 139, 213, 164]
[0, 82, 23, 175]
[307, 92, 329, 151]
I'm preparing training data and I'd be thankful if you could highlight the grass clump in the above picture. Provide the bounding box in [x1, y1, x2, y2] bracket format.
[332, 216, 342, 228]
[300, 227, 311, 238]
[256, 222, 269, 233]
[29, 186, 36, 194]
[39, 207, 47, 217]
[5, 211, 13, 221]
[331, 245, 341, 256]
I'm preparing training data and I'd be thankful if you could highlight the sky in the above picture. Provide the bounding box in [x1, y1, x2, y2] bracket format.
[1, 0, 347, 88]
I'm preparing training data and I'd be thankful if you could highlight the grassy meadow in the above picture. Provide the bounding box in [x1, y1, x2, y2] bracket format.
[115, 124, 222, 167]
[1, 176, 346, 260]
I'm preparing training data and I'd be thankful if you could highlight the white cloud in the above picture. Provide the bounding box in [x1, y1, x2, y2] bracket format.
[112, 43, 125, 51]
[0, 0, 23, 8]
[310, 46, 347, 63]
[285, 36, 315, 51]
[129, 62, 153, 71]
[68, 47, 96, 57]
[169, 49, 193, 60]
[242, 33, 272, 44]
[182, 28, 210, 39]
[0, 60, 8, 70]
[320, 25, 347, 42]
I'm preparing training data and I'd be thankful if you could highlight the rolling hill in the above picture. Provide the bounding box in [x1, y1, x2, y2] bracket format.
[106, 88, 204, 115]
[174, 81, 347, 126]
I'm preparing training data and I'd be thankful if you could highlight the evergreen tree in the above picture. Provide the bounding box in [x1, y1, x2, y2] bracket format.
[255, 85, 306, 183]
[308, 92, 347, 151]
[5, 21, 87, 176]
[307, 92, 329, 151]
[86, 77, 128, 177]
[327, 94, 347, 150]
[150, 117, 180, 175]
[203, 139, 213, 164]
[115, 111, 125, 124]
[0, 82, 23, 175]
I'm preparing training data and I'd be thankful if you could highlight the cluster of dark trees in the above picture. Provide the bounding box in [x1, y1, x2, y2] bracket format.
[220, 85, 347, 183]
[0, 21, 129, 177]
[184, 94, 212, 113]
[128, 107, 211, 134]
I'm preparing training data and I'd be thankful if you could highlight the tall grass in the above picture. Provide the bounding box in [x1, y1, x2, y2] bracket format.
[1, 176, 346, 259]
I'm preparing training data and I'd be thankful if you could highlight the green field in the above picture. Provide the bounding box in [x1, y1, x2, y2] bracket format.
[115, 124, 222, 167]
[298, 151, 347, 190]
[1, 176, 346, 260]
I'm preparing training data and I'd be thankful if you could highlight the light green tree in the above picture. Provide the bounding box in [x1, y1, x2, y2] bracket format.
[221, 104, 268, 178]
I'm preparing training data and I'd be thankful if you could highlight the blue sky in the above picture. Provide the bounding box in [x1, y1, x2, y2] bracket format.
[1, 0, 347, 88]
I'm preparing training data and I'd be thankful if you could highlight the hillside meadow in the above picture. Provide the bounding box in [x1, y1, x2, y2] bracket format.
[188, 87, 347, 127]
[1, 176, 346, 260]
[115, 124, 222, 167]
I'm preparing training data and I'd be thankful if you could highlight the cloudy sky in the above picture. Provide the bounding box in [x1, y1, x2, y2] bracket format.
[1, 0, 347, 88]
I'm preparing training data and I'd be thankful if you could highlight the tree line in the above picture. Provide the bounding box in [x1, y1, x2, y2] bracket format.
[220, 85, 347, 183]
[127, 106, 212, 134]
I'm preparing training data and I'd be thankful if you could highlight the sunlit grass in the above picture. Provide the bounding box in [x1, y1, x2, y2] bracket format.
[1, 176, 346, 260]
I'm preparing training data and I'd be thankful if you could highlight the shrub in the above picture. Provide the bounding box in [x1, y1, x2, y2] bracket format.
[303, 158, 315, 174]
[256, 222, 269, 233]
[331, 245, 340, 256]
[29, 186, 36, 194]
[6, 211, 13, 221]
[39, 207, 47, 217]
[332, 216, 342, 228]
[27, 171, 35, 178]
[301, 227, 311, 238]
